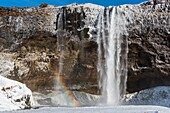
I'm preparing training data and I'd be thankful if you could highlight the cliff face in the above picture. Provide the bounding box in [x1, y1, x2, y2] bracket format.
[0, 2, 169, 94]
[0, 4, 102, 94]
[127, 3, 170, 92]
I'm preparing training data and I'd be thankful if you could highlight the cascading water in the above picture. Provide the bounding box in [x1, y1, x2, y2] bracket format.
[97, 6, 129, 105]
[53, 4, 131, 106]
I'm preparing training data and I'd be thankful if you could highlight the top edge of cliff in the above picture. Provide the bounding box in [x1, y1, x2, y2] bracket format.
[0, 0, 169, 17]
[1, 1, 167, 9]
[0, 3, 104, 9]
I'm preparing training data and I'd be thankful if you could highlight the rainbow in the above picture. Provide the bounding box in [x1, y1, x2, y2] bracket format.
[49, 66, 78, 107]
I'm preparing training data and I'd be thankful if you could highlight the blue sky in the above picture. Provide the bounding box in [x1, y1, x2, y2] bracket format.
[0, 0, 146, 7]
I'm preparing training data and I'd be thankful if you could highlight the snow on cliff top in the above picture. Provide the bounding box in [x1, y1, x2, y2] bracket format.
[40, 3, 104, 9]
[65, 3, 104, 9]
[80, 3, 104, 9]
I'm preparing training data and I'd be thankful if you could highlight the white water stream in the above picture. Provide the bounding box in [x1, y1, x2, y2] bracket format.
[97, 6, 129, 105]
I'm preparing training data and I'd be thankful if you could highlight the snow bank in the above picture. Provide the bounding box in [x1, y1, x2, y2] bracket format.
[125, 86, 170, 107]
[33, 91, 99, 107]
[34, 86, 170, 108]
[1, 105, 170, 113]
[0, 76, 34, 111]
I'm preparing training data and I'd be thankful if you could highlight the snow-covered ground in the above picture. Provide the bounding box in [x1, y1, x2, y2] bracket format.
[33, 91, 100, 106]
[33, 86, 170, 108]
[28, 86, 170, 113]
[0, 105, 170, 113]
[0, 76, 34, 111]
[125, 86, 170, 107]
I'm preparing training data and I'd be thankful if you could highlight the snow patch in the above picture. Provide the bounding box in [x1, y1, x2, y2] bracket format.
[125, 86, 170, 107]
[0, 76, 34, 111]
[66, 3, 104, 9]
[33, 91, 99, 107]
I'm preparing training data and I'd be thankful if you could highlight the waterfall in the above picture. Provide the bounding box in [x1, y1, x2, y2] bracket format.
[97, 6, 129, 105]
[97, 9, 104, 96]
